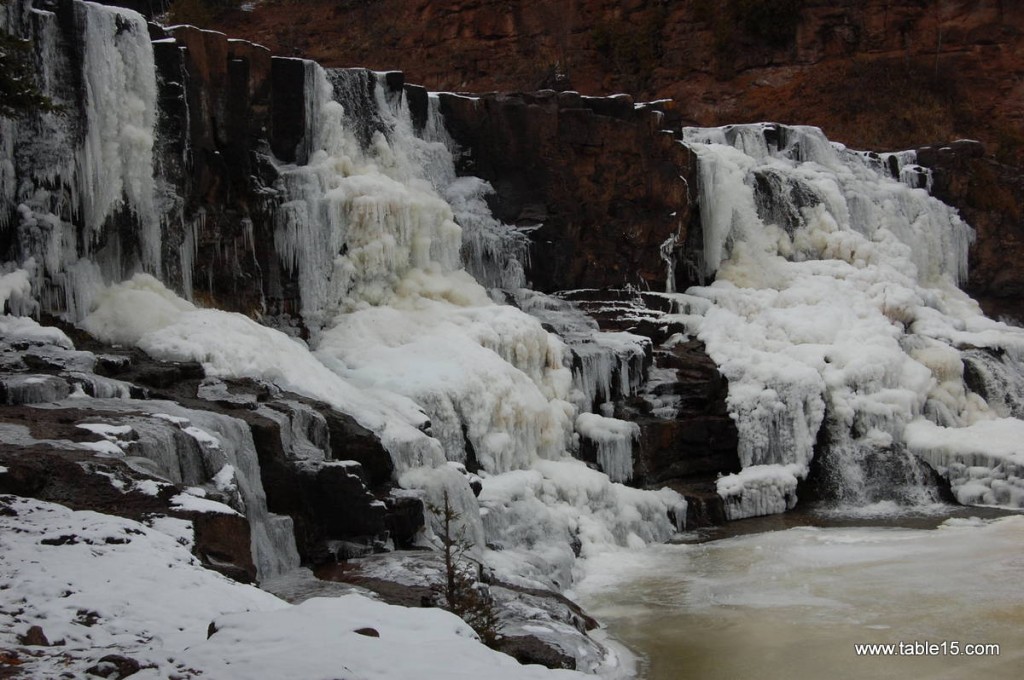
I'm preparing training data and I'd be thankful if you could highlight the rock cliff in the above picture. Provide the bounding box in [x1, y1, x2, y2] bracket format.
[213, 0, 1024, 159]
[210, 0, 1024, 317]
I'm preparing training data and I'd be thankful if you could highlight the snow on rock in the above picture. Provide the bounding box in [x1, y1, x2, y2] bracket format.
[2, 496, 582, 680]
[80, 274, 447, 475]
[0, 373, 73, 405]
[155, 594, 588, 680]
[716, 464, 803, 520]
[0, 314, 73, 349]
[35, 398, 301, 581]
[0, 266, 34, 315]
[77, 422, 133, 439]
[0, 496, 283, 678]
[170, 491, 242, 516]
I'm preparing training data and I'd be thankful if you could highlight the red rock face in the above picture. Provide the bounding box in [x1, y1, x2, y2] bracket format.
[918, 142, 1024, 320]
[438, 91, 697, 291]
[213, 0, 1024, 158]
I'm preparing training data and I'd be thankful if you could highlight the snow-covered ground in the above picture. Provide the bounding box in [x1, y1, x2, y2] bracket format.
[0, 496, 588, 679]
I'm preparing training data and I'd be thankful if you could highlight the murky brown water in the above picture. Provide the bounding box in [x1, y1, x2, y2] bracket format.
[575, 511, 1024, 680]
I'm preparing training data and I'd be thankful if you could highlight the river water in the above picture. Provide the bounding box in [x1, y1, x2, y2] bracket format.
[574, 509, 1024, 680]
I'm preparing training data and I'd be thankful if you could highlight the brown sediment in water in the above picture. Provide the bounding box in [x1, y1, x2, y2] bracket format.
[579, 512, 1024, 680]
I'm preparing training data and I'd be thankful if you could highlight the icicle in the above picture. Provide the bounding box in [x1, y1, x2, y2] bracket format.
[660, 233, 678, 294]
[75, 1, 160, 271]
[576, 413, 639, 483]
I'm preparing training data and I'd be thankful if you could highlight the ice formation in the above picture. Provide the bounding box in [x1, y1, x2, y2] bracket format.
[678, 123, 1024, 515]
[59, 43, 685, 587]
[9, 15, 1024, 675]
[511, 289, 650, 414]
[1, 1, 164, 321]
[576, 413, 640, 484]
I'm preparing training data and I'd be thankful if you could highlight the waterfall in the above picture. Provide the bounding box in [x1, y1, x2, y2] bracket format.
[5, 25, 681, 590]
[680, 123, 1024, 516]
[2, 0, 163, 319]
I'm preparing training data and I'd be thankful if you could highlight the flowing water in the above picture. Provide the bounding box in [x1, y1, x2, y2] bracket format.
[576, 512, 1024, 680]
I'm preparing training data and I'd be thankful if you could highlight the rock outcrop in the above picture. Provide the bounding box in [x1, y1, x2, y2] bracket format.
[915, 140, 1024, 321]
[0, 319, 423, 577]
[438, 91, 697, 292]
[554, 289, 740, 526]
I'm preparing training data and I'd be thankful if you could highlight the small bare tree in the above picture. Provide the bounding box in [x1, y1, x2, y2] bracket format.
[430, 490, 502, 647]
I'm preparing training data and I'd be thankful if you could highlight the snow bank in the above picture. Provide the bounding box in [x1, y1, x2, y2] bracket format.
[160, 594, 587, 680]
[0, 496, 283, 677]
[1, 496, 584, 680]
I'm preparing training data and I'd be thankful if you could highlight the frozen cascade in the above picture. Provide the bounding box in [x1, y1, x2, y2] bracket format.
[75, 1, 159, 259]
[68, 53, 684, 593]
[962, 348, 1024, 419]
[2, 0, 162, 319]
[445, 174, 530, 291]
[684, 123, 973, 285]
[680, 122, 1024, 517]
[274, 63, 577, 475]
[479, 460, 685, 591]
[410, 92, 531, 291]
[512, 289, 650, 413]
[263, 65, 684, 579]
[272, 62, 464, 332]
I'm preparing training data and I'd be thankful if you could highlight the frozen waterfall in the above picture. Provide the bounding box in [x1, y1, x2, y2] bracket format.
[0, 10, 684, 592]
[679, 123, 1024, 517]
